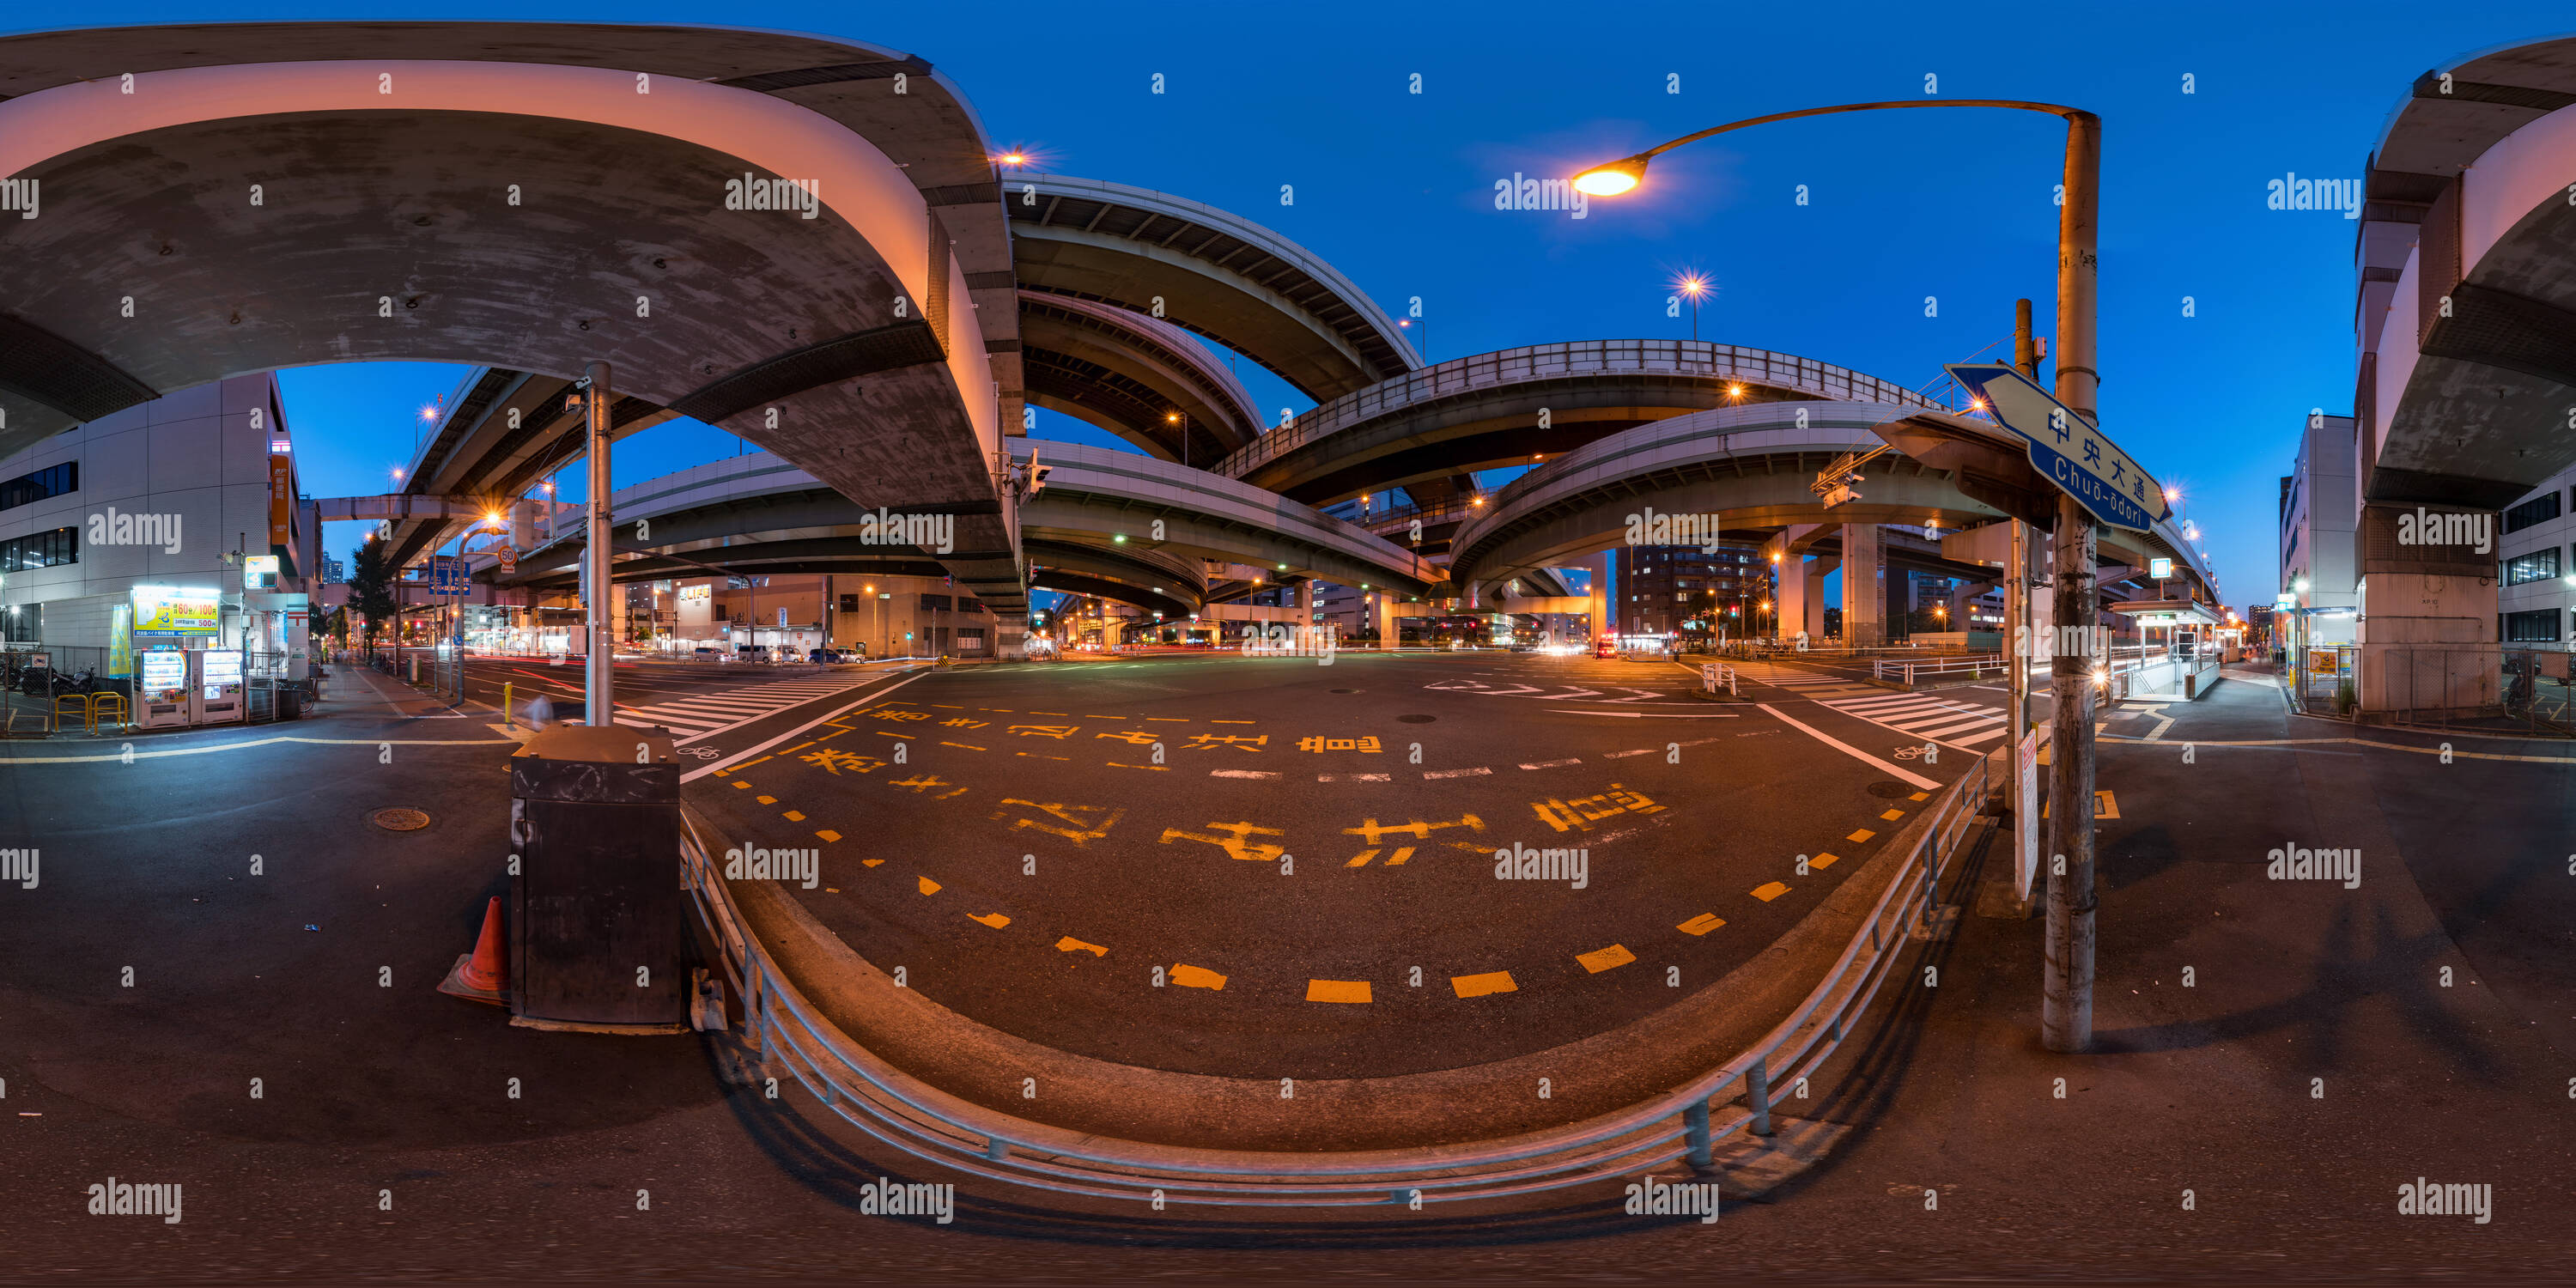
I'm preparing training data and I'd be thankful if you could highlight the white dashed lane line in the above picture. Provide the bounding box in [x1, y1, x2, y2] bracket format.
[1209, 769, 1279, 779]
[1422, 766, 1493, 779]
[1519, 757, 1581, 770]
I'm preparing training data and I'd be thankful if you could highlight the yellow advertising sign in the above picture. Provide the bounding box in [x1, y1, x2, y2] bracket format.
[133, 585, 220, 635]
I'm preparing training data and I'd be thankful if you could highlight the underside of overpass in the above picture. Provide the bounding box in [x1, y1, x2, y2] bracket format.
[0, 21, 1029, 621]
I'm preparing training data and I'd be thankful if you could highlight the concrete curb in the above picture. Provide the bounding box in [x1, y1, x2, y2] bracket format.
[714, 775, 1973, 1153]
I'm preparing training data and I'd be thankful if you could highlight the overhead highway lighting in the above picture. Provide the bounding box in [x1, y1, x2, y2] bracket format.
[1571, 156, 1648, 196]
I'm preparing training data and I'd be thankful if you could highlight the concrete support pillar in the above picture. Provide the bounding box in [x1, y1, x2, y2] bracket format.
[1376, 593, 1398, 650]
[1804, 557, 1834, 640]
[1841, 523, 1885, 647]
[2354, 502, 2502, 715]
[1584, 549, 1611, 644]
[1775, 556, 1807, 641]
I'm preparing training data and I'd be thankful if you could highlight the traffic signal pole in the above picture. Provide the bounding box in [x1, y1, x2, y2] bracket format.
[2043, 112, 2101, 1054]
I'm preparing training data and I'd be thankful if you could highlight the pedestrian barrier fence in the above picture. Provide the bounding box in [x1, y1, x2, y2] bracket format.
[1701, 662, 1738, 696]
[677, 752, 1989, 1206]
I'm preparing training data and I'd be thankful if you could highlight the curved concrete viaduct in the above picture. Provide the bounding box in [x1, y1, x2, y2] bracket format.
[1016, 291, 1261, 461]
[1449, 401, 2222, 611]
[1215, 340, 1941, 507]
[0, 22, 1029, 622]
[489, 446, 1439, 611]
[1007, 173, 1420, 403]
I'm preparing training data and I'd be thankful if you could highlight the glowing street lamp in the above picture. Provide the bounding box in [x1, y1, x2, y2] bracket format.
[1674, 271, 1710, 342]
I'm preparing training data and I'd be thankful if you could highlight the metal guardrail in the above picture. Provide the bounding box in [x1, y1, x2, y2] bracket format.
[1700, 662, 1738, 696]
[677, 753, 1989, 1205]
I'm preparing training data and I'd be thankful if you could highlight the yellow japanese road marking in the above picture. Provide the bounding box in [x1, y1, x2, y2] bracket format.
[1677, 914, 1726, 936]
[1017, 752, 1069, 760]
[1909, 791, 1929, 802]
[1056, 937, 1107, 957]
[2038, 790, 2120, 820]
[732, 781, 752, 790]
[968, 912, 1010, 929]
[1810, 853, 1841, 869]
[817, 829, 841, 842]
[1306, 979, 1372, 1003]
[1880, 808, 1905, 821]
[783, 811, 805, 822]
[1847, 829, 1875, 843]
[1385, 846, 1416, 866]
[1577, 944, 1636, 973]
[1345, 849, 1380, 867]
[1451, 971, 1517, 998]
[735, 756, 774, 769]
[1210, 720, 1256, 725]
[1109, 761, 1169, 771]
[1172, 964, 1227, 990]
[756, 795, 776, 805]
[940, 741, 987, 750]
[1146, 717, 1189, 722]
[1750, 881, 1791, 902]
[917, 877, 941, 895]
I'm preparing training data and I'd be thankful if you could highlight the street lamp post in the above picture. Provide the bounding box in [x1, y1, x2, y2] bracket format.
[1580, 99, 2104, 1053]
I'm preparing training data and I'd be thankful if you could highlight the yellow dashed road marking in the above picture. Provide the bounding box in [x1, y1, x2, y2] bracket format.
[1171, 964, 1227, 990]
[1810, 852, 1840, 869]
[1880, 808, 1905, 821]
[1577, 944, 1636, 973]
[756, 795, 776, 805]
[968, 912, 1010, 929]
[1385, 846, 1416, 866]
[917, 877, 940, 895]
[783, 811, 805, 822]
[816, 829, 841, 842]
[736, 756, 774, 769]
[1211, 719, 1256, 725]
[1109, 762, 1169, 771]
[1847, 829, 1875, 843]
[732, 781, 752, 790]
[1306, 979, 1372, 1003]
[1056, 936, 1107, 957]
[1451, 971, 1517, 998]
[1677, 913, 1726, 936]
[1345, 849, 1380, 867]
[863, 859, 884, 867]
[1909, 791, 1929, 802]
[1018, 752, 1069, 760]
[940, 741, 987, 750]
[1751, 881, 1791, 902]
[1146, 717, 1189, 722]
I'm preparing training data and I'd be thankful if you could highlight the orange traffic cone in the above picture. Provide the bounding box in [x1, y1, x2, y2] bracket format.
[436, 896, 507, 1005]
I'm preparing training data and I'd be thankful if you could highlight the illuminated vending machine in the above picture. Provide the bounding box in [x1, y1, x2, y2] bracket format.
[136, 647, 191, 729]
[193, 648, 246, 725]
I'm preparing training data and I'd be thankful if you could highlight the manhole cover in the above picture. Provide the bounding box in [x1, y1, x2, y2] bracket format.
[1866, 781, 1915, 799]
[1330, 688, 1361, 695]
[1396, 714, 1437, 724]
[372, 808, 431, 831]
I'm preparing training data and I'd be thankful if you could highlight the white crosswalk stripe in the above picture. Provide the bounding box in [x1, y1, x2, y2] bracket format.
[1820, 690, 2010, 746]
[620, 678, 872, 739]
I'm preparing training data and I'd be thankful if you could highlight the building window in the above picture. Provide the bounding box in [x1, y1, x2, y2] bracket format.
[2503, 547, 2561, 586]
[0, 461, 76, 513]
[0, 526, 78, 571]
[2504, 492, 2561, 534]
[838, 594, 861, 611]
[2504, 608, 2561, 642]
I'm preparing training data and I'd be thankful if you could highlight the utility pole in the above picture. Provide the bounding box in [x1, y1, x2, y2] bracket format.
[2043, 113, 2101, 1054]
[2008, 300, 2038, 901]
[581, 361, 613, 726]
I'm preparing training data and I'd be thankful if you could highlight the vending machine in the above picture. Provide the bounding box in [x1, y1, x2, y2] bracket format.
[194, 648, 245, 725]
[137, 647, 191, 729]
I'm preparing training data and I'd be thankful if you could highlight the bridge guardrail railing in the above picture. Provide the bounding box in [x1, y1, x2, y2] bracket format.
[677, 747, 1989, 1206]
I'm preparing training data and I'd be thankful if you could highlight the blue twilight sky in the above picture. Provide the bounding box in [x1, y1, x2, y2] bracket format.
[29, 1, 2576, 606]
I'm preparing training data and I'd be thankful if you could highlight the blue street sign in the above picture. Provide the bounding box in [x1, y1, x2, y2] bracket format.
[1945, 363, 2172, 533]
[428, 556, 471, 595]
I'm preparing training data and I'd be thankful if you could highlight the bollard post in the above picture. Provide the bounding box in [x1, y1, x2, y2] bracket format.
[1747, 1056, 1774, 1136]
[1684, 1099, 1714, 1167]
[504, 681, 514, 731]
